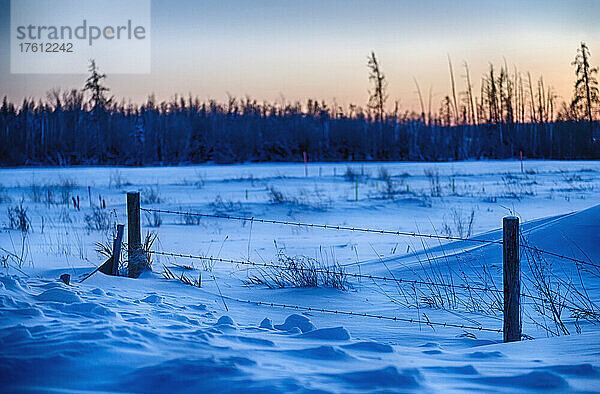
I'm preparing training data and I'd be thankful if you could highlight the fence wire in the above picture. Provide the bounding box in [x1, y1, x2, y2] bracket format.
[141, 207, 599, 270]
[140, 208, 501, 245]
[148, 249, 596, 315]
[204, 289, 503, 333]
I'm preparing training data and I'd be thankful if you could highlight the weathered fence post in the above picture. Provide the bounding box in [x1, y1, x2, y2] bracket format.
[90, 223, 125, 279]
[503, 216, 521, 342]
[112, 224, 125, 275]
[127, 192, 142, 277]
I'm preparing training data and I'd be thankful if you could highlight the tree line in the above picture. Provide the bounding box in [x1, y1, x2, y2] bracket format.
[1, 44, 598, 166]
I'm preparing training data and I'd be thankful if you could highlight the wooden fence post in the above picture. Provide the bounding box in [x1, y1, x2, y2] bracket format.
[92, 223, 125, 279]
[112, 224, 125, 275]
[503, 216, 521, 342]
[127, 192, 142, 277]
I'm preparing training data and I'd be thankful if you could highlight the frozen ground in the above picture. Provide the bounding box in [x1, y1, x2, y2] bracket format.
[1, 160, 599, 392]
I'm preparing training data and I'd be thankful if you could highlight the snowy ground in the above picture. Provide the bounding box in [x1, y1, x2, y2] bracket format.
[1, 160, 599, 392]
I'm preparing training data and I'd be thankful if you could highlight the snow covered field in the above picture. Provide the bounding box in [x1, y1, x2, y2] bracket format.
[1, 160, 599, 392]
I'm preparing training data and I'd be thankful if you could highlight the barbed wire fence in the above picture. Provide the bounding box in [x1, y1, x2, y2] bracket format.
[140, 207, 600, 270]
[206, 289, 504, 333]
[102, 193, 599, 341]
[146, 250, 597, 317]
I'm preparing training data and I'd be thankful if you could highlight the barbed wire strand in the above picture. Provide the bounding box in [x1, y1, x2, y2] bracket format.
[148, 249, 595, 314]
[141, 207, 599, 270]
[140, 208, 501, 245]
[518, 243, 600, 269]
[205, 289, 503, 333]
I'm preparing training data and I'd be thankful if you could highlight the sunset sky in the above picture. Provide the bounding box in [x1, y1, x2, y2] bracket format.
[1, 0, 599, 112]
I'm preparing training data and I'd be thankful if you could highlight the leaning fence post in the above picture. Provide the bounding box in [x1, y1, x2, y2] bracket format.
[112, 224, 125, 275]
[127, 192, 142, 277]
[503, 216, 521, 342]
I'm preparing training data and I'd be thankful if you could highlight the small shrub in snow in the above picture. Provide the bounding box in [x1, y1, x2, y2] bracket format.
[193, 171, 206, 188]
[210, 195, 242, 214]
[482, 196, 497, 203]
[0, 184, 12, 203]
[375, 167, 406, 199]
[344, 166, 369, 182]
[424, 168, 442, 197]
[520, 235, 600, 335]
[7, 204, 30, 232]
[84, 207, 111, 231]
[109, 169, 130, 189]
[139, 231, 157, 273]
[163, 265, 201, 288]
[377, 167, 391, 182]
[42, 186, 56, 205]
[442, 208, 475, 238]
[57, 177, 77, 204]
[292, 187, 332, 210]
[500, 174, 535, 199]
[141, 185, 162, 204]
[267, 186, 286, 204]
[29, 182, 43, 203]
[179, 172, 206, 188]
[267, 186, 331, 211]
[58, 208, 73, 224]
[564, 174, 583, 183]
[246, 251, 347, 290]
[177, 208, 202, 225]
[28, 178, 77, 205]
[145, 211, 162, 227]
[344, 166, 357, 181]
[227, 173, 257, 184]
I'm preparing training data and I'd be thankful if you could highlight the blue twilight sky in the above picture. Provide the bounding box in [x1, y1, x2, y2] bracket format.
[0, 0, 599, 111]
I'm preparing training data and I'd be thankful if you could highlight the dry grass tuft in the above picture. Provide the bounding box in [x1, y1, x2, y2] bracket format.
[163, 265, 201, 287]
[246, 250, 348, 290]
